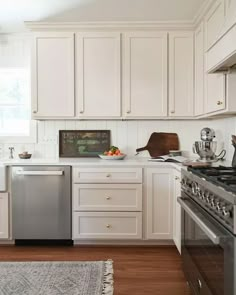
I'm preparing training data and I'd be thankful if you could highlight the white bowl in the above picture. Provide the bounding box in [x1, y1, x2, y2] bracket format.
[98, 154, 126, 160]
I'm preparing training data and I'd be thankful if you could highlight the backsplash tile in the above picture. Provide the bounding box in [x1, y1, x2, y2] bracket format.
[1, 117, 236, 161]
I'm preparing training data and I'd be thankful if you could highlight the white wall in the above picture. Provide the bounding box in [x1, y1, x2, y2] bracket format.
[0, 117, 235, 162]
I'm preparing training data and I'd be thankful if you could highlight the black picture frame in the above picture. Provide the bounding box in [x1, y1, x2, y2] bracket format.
[59, 130, 111, 158]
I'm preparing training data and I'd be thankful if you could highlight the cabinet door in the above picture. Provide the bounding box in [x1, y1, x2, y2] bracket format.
[32, 32, 75, 118]
[146, 168, 173, 240]
[76, 32, 121, 118]
[123, 32, 168, 118]
[173, 171, 181, 254]
[195, 23, 205, 116]
[205, 73, 226, 113]
[169, 32, 194, 117]
[205, 0, 225, 50]
[0, 193, 9, 239]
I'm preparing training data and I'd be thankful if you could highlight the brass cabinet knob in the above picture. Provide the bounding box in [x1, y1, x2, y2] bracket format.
[106, 224, 112, 229]
[79, 110, 84, 114]
[175, 176, 180, 180]
[170, 110, 175, 114]
[106, 196, 111, 200]
[217, 101, 223, 105]
[126, 110, 131, 114]
[33, 110, 37, 114]
[106, 174, 111, 178]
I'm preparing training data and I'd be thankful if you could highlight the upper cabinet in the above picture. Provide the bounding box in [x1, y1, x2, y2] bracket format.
[205, 0, 225, 50]
[169, 32, 194, 117]
[195, 23, 205, 116]
[123, 32, 168, 118]
[75, 32, 121, 119]
[205, 73, 226, 114]
[32, 32, 75, 119]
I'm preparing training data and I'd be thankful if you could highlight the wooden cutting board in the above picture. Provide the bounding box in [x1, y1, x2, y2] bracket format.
[136, 132, 179, 158]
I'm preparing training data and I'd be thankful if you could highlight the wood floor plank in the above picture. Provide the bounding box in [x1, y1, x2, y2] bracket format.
[0, 245, 191, 295]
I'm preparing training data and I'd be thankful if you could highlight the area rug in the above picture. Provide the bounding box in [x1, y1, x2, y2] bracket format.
[0, 260, 113, 295]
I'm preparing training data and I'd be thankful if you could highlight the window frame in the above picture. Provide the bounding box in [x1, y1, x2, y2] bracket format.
[0, 34, 37, 144]
[0, 120, 37, 143]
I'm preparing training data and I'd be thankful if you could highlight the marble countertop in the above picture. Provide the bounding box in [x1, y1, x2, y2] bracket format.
[0, 156, 184, 171]
[0, 156, 230, 172]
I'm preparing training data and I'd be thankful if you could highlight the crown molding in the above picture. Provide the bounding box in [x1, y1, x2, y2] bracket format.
[25, 20, 195, 31]
[193, 0, 215, 27]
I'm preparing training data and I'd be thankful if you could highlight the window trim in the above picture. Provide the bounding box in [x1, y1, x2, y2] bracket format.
[0, 120, 37, 143]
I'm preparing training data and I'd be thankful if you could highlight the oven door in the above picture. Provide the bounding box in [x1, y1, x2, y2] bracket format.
[178, 194, 235, 295]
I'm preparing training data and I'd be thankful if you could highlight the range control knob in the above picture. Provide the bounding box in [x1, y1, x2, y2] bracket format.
[216, 201, 222, 212]
[191, 182, 199, 196]
[210, 198, 217, 209]
[222, 206, 231, 219]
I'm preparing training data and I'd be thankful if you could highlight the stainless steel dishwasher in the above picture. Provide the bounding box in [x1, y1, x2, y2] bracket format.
[12, 166, 72, 245]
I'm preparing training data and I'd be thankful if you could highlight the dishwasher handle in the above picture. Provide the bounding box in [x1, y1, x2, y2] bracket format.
[15, 170, 64, 176]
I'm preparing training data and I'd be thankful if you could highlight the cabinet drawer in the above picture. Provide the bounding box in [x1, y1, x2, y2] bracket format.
[73, 212, 142, 239]
[73, 168, 142, 183]
[73, 184, 142, 211]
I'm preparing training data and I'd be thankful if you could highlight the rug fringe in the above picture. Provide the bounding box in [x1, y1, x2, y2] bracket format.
[102, 259, 114, 295]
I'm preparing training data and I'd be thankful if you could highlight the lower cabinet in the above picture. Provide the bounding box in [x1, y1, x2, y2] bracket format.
[72, 167, 143, 240]
[0, 193, 9, 239]
[73, 212, 142, 239]
[146, 168, 173, 240]
[172, 171, 181, 254]
[72, 166, 181, 246]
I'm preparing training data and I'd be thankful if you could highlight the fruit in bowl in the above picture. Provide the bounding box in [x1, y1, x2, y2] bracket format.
[103, 146, 123, 156]
[99, 146, 126, 160]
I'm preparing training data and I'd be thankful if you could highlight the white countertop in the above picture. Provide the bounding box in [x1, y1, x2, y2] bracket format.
[0, 156, 230, 172]
[0, 156, 183, 171]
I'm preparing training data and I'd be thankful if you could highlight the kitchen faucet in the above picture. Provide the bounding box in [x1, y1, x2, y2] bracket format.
[9, 147, 14, 159]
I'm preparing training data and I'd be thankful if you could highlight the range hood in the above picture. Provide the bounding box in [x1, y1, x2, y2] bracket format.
[207, 1, 236, 73]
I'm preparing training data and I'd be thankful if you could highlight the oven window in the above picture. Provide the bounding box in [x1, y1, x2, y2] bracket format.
[184, 212, 224, 295]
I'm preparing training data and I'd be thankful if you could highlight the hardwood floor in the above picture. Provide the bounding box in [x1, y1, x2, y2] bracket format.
[0, 245, 191, 295]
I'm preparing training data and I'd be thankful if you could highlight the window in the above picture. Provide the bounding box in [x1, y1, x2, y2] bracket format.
[0, 68, 30, 136]
[0, 35, 36, 143]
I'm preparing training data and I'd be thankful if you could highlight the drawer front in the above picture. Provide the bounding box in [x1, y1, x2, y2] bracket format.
[73, 212, 142, 239]
[73, 184, 142, 211]
[73, 168, 142, 183]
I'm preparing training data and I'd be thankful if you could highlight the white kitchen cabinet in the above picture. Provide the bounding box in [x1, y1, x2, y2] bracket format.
[73, 167, 142, 184]
[195, 23, 205, 116]
[205, 0, 225, 50]
[123, 32, 168, 118]
[73, 212, 142, 239]
[146, 168, 173, 240]
[72, 167, 143, 241]
[204, 0, 227, 115]
[73, 183, 142, 211]
[0, 193, 9, 239]
[75, 32, 121, 118]
[205, 73, 226, 114]
[32, 32, 75, 118]
[169, 32, 194, 117]
[172, 171, 181, 254]
[204, 72, 236, 116]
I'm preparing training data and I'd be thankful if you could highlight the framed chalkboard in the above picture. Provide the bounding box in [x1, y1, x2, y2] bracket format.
[59, 130, 111, 157]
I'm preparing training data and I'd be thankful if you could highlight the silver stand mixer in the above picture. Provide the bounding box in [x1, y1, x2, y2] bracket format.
[193, 128, 226, 162]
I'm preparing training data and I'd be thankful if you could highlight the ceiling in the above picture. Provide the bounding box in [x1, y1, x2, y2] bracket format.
[0, 0, 207, 33]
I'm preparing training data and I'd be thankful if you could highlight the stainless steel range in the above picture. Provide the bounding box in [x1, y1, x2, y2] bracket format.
[178, 166, 236, 295]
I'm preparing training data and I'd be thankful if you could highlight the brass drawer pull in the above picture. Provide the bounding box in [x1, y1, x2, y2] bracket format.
[106, 174, 111, 178]
[217, 101, 223, 105]
[106, 196, 111, 200]
[106, 224, 112, 229]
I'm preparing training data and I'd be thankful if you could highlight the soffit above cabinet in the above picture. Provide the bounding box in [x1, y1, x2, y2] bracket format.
[1, 0, 207, 33]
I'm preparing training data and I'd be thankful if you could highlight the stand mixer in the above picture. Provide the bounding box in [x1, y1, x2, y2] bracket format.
[193, 128, 226, 162]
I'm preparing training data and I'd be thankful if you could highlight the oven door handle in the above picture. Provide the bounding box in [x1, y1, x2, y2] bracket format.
[178, 197, 221, 245]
